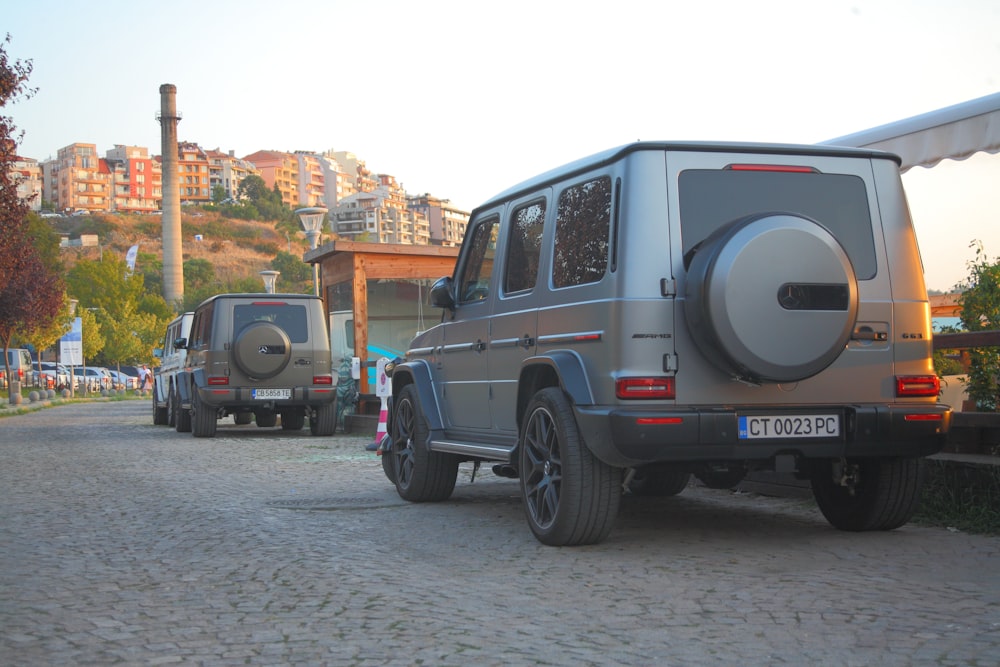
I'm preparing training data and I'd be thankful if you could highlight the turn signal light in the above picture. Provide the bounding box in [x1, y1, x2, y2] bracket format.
[313, 375, 334, 386]
[895, 375, 939, 397]
[207, 376, 229, 386]
[616, 377, 675, 400]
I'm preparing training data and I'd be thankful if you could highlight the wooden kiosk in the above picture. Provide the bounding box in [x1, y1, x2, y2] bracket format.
[305, 240, 460, 397]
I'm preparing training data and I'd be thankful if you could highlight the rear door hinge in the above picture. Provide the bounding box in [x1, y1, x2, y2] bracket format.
[663, 353, 678, 373]
[660, 278, 676, 297]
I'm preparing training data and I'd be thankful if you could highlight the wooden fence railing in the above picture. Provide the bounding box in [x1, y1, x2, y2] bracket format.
[932, 330, 1000, 351]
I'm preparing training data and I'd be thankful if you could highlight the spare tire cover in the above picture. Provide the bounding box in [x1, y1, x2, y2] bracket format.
[684, 213, 858, 383]
[233, 322, 292, 379]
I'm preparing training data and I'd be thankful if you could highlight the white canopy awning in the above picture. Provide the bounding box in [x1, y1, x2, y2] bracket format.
[825, 92, 1000, 172]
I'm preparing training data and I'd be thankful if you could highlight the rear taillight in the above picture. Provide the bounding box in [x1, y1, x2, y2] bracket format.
[313, 375, 333, 386]
[207, 376, 229, 386]
[895, 375, 939, 397]
[616, 377, 675, 400]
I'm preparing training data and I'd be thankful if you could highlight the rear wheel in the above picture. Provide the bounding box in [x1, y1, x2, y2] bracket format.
[233, 412, 253, 425]
[281, 411, 306, 431]
[310, 401, 336, 436]
[627, 466, 691, 497]
[695, 464, 748, 490]
[811, 457, 924, 531]
[191, 390, 217, 438]
[388, 384, 458, 502]
[520, 387, 621, 546]
[255, 410, 277, 428]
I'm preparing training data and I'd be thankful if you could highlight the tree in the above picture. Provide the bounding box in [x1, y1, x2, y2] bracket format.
[0, 34, 64, 401]
[237, 175, 270, 203]
[270, 251, 313, 293]
[957, 241, 1000, 411]
[65, 257, 172, 368]
[184, 258, 215, 290]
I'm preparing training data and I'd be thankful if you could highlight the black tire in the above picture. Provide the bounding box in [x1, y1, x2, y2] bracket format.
[628, 466, 691, 497]
[388, 384, 458, 502]
[381, 439, 396, 484]
[255, 410, 277, 428]
[233, 412, 253, 425]
[174, 388, 192, 433]
[310, 401, 336, 436]
[281, 411, 305, 431]
[694, 464, 748, 490]
[811, 457, 925, 531]
[167, 387, 176, 427]
[152, 383, 168, 425]
[519, 387, 621, 546]
[191, 390, 217, 438]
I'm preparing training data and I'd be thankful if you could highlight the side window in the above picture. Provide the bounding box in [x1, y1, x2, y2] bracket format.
[457, 216, 499, 303]
[553, 177, 612, 288]
[189, 303, 214, 349]
[503, 200, 546, 294]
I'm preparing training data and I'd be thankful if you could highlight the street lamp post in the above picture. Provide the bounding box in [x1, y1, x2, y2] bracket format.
[295, 207, 327, 297]
[259, 270, 280, 294]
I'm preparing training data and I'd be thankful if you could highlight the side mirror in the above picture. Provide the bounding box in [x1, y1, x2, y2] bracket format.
[174, 337, 188, 349]
[429, 276, 455, 310]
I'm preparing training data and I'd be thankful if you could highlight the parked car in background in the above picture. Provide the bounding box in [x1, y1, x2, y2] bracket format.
[152, 312, 194, 426]
[2, 348, 34, 390]
[172, 294, 336, 437]
[38, 362, 71, 389]
[107, 369, 138, 391]
[70, 366, 115, 392]
[34, 361, 72, 390]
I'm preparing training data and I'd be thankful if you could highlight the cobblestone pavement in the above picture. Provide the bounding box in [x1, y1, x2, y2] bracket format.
[1, 400, 998, 666]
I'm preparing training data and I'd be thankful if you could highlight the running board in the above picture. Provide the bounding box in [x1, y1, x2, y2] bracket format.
[429, 439, 514, 462]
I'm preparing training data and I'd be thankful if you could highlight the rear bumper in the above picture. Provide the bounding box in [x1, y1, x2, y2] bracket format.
[574, 403, 951, 468]
[196, 385, 337, 409]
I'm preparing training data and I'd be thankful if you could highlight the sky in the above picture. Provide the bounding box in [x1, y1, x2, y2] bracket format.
[5, 0, 999, 292]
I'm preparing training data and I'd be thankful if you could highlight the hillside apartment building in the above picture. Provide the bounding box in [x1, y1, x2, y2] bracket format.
[24, 142, 468, 247]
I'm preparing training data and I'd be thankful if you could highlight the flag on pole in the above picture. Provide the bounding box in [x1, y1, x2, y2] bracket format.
[125, 244, 139, 272]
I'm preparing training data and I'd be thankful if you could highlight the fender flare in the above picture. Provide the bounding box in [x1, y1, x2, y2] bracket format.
[518, 350, 595, 425]
[175, 369, 205, 408]
[390, 360, 445, 433]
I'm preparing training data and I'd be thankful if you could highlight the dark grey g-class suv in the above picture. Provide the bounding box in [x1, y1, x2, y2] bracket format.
[382, 142, 951, 545]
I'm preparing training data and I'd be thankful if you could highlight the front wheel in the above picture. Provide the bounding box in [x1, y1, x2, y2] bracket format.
[519, 387, 621, 546]
[152, 383, 168, 426]
[388, 384, 458, 502]
[811, 457, 924, 531]
[174, 389, 191, 433]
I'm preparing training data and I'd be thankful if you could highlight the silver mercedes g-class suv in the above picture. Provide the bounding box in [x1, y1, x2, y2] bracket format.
[173, 293, 337, 438]
[382, 142, 951, 546]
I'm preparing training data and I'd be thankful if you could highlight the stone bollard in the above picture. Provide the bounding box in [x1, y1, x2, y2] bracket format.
[28, 391, 40, 403]
[47, 389, 56, 400]
[61, 388, 71, 398]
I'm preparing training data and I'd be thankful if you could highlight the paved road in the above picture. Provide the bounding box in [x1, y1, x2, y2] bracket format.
[1, 400, 998, 666]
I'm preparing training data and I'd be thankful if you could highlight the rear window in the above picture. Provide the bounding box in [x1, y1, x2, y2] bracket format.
[678, 169, 877, 279]
[233, 303, 309, 343]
